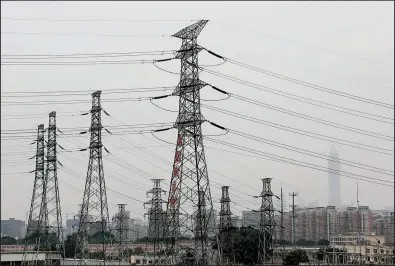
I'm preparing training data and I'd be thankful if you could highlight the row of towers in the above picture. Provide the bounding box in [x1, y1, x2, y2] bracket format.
[21, 20, 280, 265]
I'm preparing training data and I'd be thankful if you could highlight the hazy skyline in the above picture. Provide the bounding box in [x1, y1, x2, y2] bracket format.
[1, 1, 394, 223]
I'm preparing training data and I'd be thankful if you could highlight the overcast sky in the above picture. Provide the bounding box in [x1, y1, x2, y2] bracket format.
[1, 1, 394, 224]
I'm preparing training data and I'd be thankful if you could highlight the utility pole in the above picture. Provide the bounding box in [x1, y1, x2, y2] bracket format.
[112, 204, 131, 265]
[357, 184, 362, 265]
[280, 186, 284, 244]
[75, 91, 111, 264]
[22, 124, 46, 264]
[289, 191, 298, 245]
[256, 178, 277, 265]
[218, 186, 232, 265]
[161, 20, 217, 265]
[280, 185, 284, 263]
[144, 179, 166, 264]
[41, 112, 64, 264]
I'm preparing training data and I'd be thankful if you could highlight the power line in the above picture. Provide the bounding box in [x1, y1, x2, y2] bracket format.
[1, 50, 175, 59]
[1, 31, 171, 37]
[212, 21, 391, 66]
[204, 137, 394, 187]
[1, 58, 168, 66]
[54, 120, 263, 212]
[1, 86, 175, 95]
[202, 103, 393, 155]
[1, 17, 200, 22]
[229, 94, 393, 141]
[220, 57, 394, 109]
[1, 96, 153, 106]
[226, 129, 393, 175]
[201, 67, 394, 119]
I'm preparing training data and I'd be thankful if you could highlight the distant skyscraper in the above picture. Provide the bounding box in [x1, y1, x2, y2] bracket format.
[328, 147, 341, 207]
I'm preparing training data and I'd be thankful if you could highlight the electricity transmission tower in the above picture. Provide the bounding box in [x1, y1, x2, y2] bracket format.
[218, 186, 233, 265]
[75, 91, 112, 263]
[289, 191, 298, 245]
[41, 111, 64, 264]
[144, 179, 166, 264]
[256, 178, 277, 265]
[22, 124, 46, 264]
[112, 204, 131, 264]
[162, 20, 218, 265]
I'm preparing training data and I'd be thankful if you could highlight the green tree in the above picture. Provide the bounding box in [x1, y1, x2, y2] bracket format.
[90, 231, 116, 244]
[277, 239, 292, 246]
[317, 239, 330, 246]
[315, 248, 325, 261]
[64, 233, 77, 258]
[24, 231, 61, 252]
[134, 247, 144, 255]
[283, 249, 309, 265]
[296, 238, 316, 246]
[212, 226, 260, 265]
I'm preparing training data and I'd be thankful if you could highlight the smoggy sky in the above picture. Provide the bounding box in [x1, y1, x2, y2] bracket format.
[1, 1, 394, 223]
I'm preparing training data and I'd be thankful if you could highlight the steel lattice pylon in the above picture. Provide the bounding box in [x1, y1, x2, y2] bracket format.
[144, 179, 166, 264]
[162, 20, 218, 265]
[112, 204, 131, 264]
[218, 186, 233, 265]
[22, 124, 46, 265]
[74, 91, 111, 264]
[41, 112, 65, 263]
[257, 178, 277, 265]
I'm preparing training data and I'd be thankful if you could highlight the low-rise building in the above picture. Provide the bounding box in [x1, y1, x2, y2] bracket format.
[1, 218, 25, 239]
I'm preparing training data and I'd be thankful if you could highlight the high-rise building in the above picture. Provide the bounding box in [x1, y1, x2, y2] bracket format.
[131, 218, 148, 242]
[295, 208, 307, 241]
[385, 212, 394, 246]
[328, 148, 341, 207]
[1, 218, 25, 239]
[359, 206, 373, 233]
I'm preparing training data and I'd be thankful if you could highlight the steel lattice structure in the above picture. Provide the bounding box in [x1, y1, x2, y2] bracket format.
[74, 91, 111, 263]
[144, 179, 166, 264]
[22, 124, 46, 265]
[41, 112, 65, 263]
[257, 178, 277, 265]
[162, 20, 218, 265]
[218, 186, 233, 265]
[112, 204, 131, 264]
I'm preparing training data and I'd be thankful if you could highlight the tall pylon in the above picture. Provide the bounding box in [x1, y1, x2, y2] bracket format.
[40, 111, 65, 264]
[162, 20, 217, 265]
[256, 178, 277, 265]
[289, 191, 298, 245]
[74, 91, 111, 263]
[22, 124, 46, 265]
[144, 179, 166, 264]
[112, 204, 131, 264]
[218, 186, 233, 265]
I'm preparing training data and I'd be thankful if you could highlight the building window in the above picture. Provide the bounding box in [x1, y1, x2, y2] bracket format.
[373, 249, 377, 254]
[381, 249, 384, 253]
[366, 249, 370, 253]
